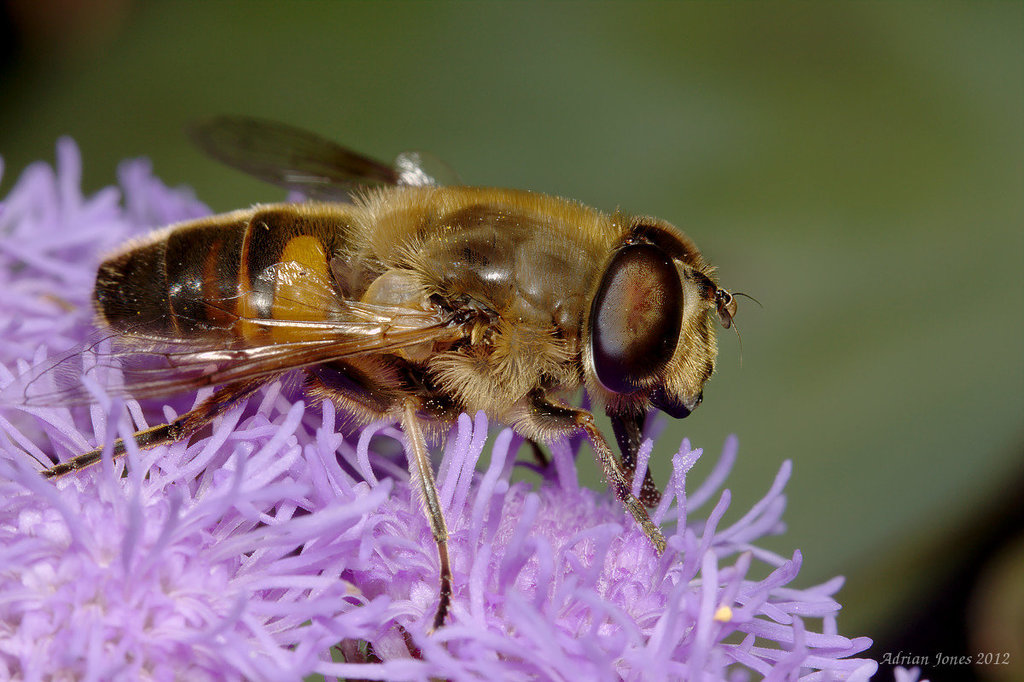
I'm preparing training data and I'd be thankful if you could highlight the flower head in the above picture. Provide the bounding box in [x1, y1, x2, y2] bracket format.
[0, 141, 878, 680]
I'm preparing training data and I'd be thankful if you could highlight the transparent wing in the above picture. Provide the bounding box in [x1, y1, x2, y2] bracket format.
[188, 115, 458, 201]
[393, 150, 462, 187]
[2, 301, 466, 409]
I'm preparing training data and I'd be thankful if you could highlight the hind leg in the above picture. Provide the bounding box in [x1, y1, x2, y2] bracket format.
[42, 381, 263, 478]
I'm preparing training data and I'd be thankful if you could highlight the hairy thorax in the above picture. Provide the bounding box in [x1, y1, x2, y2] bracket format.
[353, 186, 616, 422]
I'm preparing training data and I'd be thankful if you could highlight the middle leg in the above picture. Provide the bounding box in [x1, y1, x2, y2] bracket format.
[401, 400, 453, 632]
[306, 362, 455, 630]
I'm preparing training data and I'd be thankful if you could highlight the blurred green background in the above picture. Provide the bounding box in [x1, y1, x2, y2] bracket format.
[2, 1, 1021, 675]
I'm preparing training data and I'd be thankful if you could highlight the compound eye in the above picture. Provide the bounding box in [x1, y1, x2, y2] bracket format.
[589, 243, 683, 394]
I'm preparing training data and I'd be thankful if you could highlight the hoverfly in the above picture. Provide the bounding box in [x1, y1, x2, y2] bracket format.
[21, 116, 738, 630]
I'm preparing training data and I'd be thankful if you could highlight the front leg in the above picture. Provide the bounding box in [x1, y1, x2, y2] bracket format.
[528, 391, 667, 553]
[609, 411, 663, 509]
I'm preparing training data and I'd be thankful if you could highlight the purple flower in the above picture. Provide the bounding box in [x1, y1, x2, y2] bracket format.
[1, 141, 878, 680]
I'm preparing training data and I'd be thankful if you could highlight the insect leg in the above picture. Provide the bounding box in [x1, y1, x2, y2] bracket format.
[526, 439, 551, 468]
[609, 411, 662, 508]
[42, 380, 264, 479]
[530, 394, 666, 553]
[401, 400, 453, 631]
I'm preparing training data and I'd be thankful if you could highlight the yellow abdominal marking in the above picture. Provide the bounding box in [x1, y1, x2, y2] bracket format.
[271, 235, 332, 343]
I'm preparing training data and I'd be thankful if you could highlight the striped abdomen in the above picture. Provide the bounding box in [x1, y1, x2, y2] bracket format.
[95, 205, 352, 343]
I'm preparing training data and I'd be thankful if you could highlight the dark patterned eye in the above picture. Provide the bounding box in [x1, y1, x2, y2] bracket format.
[589, 243, 683, 393]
